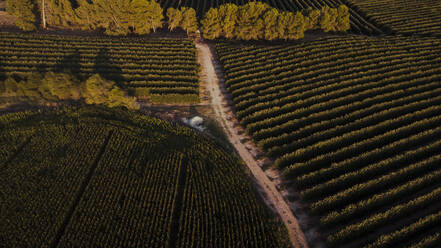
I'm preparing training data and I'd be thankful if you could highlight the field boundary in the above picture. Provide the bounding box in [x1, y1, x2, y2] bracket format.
[49, 130, 114, 248]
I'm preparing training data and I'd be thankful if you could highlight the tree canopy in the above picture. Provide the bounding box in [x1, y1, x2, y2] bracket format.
[201, 2, 351, 41]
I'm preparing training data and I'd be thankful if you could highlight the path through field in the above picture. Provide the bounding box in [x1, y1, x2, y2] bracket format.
[196, 42, 309, 248]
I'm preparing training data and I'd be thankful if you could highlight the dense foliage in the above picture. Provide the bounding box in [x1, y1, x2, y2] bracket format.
[216, 35, 441, 248]
[201, 2, 349, 40]
[6, 0, 379, 36]
[0, 72, 139, 109]
[0, 32, 199, 104]
[0, 106, 290, 247]
[161, 0, 382, 35]
[346, 0, 441, 36]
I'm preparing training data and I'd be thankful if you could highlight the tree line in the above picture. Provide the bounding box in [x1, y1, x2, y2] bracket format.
[5, 0, 349, 39]
[201, 2, 350, 40]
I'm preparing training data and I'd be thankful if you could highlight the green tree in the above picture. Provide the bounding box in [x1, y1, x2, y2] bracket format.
[166, 7, 182, 31]
[132, 0, 163, 34]
[235, 1, 269, 40]
[320, 6, 338, 32]
[180, 7, 198, 35]
[81, 74, 114, 105]
[201, 8, 221, 39]
[108, 87, 139, 109]
[15, 73, 42, 100]
[75, 0, 99, 30]
[81, 74, 139, 109]
[337, 5, 350, 32]
[304, 8, 321, 30]
[263, 8, 279, 40]
[218, 3, 238, 39]
[38, 72, 80, 101]
[6, 0, 37, 31]
[0, 77, 19, 97]
[277, 11, 289, 40]
[42, 0, 75, 28]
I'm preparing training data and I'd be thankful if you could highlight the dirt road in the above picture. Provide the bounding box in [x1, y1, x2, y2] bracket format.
[196, 42, 308, 248]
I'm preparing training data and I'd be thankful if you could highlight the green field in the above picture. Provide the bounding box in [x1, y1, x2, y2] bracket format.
[0, 32, 199, 104]
[0, 106, 290, 247]
[216, 35, 441, 247]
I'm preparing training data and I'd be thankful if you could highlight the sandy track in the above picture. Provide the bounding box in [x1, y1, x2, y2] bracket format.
[196, 42, 308, 248]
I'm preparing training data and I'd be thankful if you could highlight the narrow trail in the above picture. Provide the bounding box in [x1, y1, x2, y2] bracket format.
[196, 42, 309, 248]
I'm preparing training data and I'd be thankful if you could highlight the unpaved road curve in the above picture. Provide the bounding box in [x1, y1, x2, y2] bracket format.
[196, 42, 308, 248]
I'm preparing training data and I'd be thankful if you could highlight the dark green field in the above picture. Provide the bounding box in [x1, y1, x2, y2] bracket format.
[216, 35, 441, 247]
[0, 106, 290, 247]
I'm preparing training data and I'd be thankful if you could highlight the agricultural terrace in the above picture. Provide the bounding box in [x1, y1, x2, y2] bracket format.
[216, 35, 441, 247]
[0, 32, 199, 104]
[0, 106, 290, 247]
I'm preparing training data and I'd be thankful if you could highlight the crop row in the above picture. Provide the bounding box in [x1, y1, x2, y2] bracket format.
[215, 35, 441, 247]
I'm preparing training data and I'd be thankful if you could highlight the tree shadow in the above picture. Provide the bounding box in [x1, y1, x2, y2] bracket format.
[0, 56, 5, 81]
[55, 49, 82, 79]
[93, 47, 124, 84]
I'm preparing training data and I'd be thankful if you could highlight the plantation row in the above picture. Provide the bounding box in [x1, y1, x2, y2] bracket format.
[161, 0, 383, 34]
[346, 0, 441, 36]
[0, 32, 199, 104]
[215, 35, 441, 247]
[0, 106, 290, 247]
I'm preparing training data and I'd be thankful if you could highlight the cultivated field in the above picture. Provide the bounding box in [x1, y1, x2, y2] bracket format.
[216, 35, 441, 247]
[0, 32, 199, 104]
[160, 0, 382, 34]
[0, 106, 290, 247]
[346, 0, 441, 36]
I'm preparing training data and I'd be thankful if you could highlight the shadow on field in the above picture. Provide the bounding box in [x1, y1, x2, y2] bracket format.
[0, 56, 5, 81]
[93, 47, 124, 84]
[55, 49, 82, 78]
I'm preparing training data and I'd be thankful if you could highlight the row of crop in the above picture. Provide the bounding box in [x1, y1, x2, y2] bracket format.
[344, 0, 441, 36]
[224, 41, 438, 89]
[1, 57, 196, 70]
[0, 38, 195, 48]
[230, 54, 440, 115]
[264, 83, 441, 155]
[218, 37, 440, 72]
[409, 232, 441, 248]
[1, 63, 196, 77]
[230, 50, 439, 113]
[303, 140, 441, 205]
[274, 95, 441, 167]
[0, 34, 193, 46]
[0, 50, 195, 61]
[0, 46, 194, 56]
[321, 160, 441, 227]
[59, 131, 181, 247]
[327, 187, 441, 247]
[245, 70, 441, 137]
[176, 142, 290, 247]
[281, 111, 441, 181]
[0, 125, 107, 247]
[230, 50, 440, 108]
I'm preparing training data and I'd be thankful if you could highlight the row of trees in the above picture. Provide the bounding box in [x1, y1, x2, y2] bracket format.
[5, 0, 173, 35]
[6, 0, 349, 39]
[0, 72, 139, 109]
[201, 2, 350, 40]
